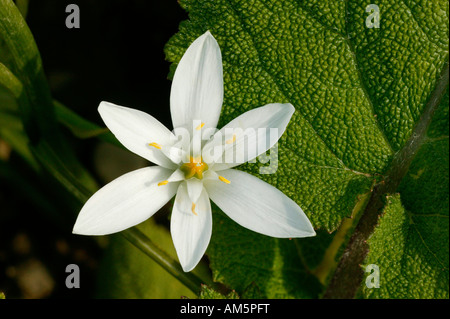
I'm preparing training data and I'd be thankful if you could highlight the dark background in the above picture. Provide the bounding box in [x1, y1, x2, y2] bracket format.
[0, 0, 187, 298]
[30, 0, 186, 128]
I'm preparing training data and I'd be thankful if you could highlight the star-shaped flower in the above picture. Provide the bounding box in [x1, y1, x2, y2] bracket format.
[73, 31, 315, 272]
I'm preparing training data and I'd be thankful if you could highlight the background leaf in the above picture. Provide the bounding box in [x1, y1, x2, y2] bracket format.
[0, 62, 37, 168]
[1, 0, 201, 298]
[0, 0, 99, 198]
[360, 194, 449, 298]
[97, 219, 204, 299]
[165, 0, 449, 298]
[207, 210, 325, 298]
[199, 284, 239, 299]
[53, 100, 121, 146]
[359, 85, 449, 298]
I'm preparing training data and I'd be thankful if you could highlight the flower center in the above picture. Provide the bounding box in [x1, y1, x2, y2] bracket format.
[180, 157, 209, 180]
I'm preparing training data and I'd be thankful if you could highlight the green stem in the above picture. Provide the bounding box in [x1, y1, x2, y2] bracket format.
[121, 227, 206, 294]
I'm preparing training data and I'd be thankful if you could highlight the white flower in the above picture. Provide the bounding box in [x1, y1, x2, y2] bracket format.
[73, 31, 315, 272]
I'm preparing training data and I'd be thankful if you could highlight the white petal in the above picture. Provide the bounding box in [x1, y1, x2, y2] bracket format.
[99, 101, 177, 169]
[186, 178, 203, 203]
[167, 169, 186, 182]
[161, 145, 185, 165]
[204, 169, 315, 238]
[171, 183, 212, 272]
[170, 31, 223, 131]
[203, 169, 219, 181]
[73, 166, 178, 235]
[204, 103, 294, 170]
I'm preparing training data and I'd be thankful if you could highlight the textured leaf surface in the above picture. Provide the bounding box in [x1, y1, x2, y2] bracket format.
[199, 284, 239, 299]
[360, 194, 449, 298]
[360, 86, 449, 298]
[207, 210, 323, 298]
[165, 0, 448, 298]
[165, 0, 447, 231]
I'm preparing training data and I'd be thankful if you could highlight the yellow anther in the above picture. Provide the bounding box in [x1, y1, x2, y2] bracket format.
[218, 176, 231, 184]
[195, 122, 205, 130]
[226, 134, 236, 144]
[149, 142, 161, 149]
[191, 203, 198, 216]
[157, 180, 169, 186]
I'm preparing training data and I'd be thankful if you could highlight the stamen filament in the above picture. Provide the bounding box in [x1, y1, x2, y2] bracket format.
[218, 176, 231, 184]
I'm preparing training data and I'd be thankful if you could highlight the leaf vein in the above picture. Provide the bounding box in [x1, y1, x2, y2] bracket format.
[224, 0, 369, 174]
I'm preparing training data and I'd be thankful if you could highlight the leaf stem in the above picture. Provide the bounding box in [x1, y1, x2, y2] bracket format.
[121, 227, 206, 295]
[323, 62, 449, 299]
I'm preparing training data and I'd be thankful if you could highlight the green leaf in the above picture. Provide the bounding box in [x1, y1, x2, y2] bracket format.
[0, 62, 38, 168]
[398, 94, 449, 220]
[2, 4, 205, 295]
[165, 0, 448, 297]
[54, 100, 108, 139]
[15, 0, 29, 19]
[427, 87, 449, 138]
[166, 0, 448, 232]
[0, 0, 99, 198]
[97, 219, 209, 299]
[207, 210, 323, 298]
[0, 61, 23, 99]
[0, 0, 57, 140]
[360, 194, 449, 298]
[53, 100, 121, 147]
[199, 285, 239, 299]
[360, 85, 449, 299]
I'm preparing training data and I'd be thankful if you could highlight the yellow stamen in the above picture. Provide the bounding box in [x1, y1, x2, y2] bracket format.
[218, 176, 231, 184]
[158, 180, 169, 186]
[191, 203, 198, 216]
[226, 134, 236, 144]
[195, 122, 205, 130]
[148, 142, 161, 149]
